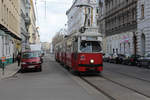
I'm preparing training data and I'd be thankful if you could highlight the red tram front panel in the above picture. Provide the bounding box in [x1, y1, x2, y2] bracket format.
[72, 53, 103, 72]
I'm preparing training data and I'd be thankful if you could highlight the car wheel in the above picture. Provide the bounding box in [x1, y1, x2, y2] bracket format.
[20, 68, 25, 73]
[37, 66, 42, 72]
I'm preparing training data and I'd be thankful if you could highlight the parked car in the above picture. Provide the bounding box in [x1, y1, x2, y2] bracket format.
[137, 52, 150, 68]
[124, 54, 141, 66]
[116, 54, 126, 64]
[103, 53, 112, 62]
[21, 51, 42, 72]
[122, 54, 131, 65]
[109, 53, 118, 63]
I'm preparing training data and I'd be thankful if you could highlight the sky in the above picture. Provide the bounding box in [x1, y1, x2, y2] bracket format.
[35, 0, 73, 42]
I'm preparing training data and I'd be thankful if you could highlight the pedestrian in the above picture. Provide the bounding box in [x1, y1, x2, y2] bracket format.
[40, 53, 44, 63]
[17, 52, 21, 66]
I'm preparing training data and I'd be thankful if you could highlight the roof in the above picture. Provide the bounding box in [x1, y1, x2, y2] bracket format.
[66, 0, 78, 15]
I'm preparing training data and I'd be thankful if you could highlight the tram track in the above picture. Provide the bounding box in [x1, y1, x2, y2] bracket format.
[80, 76, 117, 100]
[101, 75, 150, 99]
[105, 68, 150, 84]
[80, 74, 150, 100]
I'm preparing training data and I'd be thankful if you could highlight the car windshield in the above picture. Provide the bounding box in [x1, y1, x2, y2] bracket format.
[22, 52, 39, 59]
[80, 41, 102, 53]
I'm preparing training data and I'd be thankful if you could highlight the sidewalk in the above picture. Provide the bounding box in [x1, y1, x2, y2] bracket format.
[0, 63, 20, 79]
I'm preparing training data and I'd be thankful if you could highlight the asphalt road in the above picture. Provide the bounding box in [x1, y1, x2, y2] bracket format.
[1, 54, 150, 100]
[82, 62, 150, 100]
[0, 54, 109, 100]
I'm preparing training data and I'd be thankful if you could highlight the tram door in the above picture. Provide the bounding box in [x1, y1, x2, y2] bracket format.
[72, 37, 78, 69]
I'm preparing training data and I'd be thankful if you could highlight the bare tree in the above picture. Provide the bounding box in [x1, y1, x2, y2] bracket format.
[52, 29, 66, 51]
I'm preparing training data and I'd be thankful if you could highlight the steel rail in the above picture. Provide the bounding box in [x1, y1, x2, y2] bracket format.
[80, 77, 117, 100]
[105, 68, 150, 84]
[101, 75, 150, 99]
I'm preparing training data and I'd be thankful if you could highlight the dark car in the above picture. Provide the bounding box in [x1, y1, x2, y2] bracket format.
[116, 54, 126, 64]
[137, 52, 150, 68]
[109, 53, 118, 63]
[21, 51, 42, 72]
[103, 53, 112, 62]
[125, 54, 141, 66]
[122, 54, 131, 65]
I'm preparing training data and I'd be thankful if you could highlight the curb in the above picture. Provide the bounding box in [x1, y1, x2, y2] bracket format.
[0, 68, 20, 80]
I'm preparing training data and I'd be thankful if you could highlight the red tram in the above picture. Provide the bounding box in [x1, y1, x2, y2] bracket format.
[55, 34, 103, 74]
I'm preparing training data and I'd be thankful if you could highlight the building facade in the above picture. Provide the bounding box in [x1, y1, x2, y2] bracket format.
[137, 0, 150, 55]
[41, 42, 50, 54]
[29, 0, 38, 44]
[98, 0, 106, 53]
[98, 0, 138, 55]
[20, 0, 31, 51]
[66, 0, 100, 36]
[0, 0, 21, 64]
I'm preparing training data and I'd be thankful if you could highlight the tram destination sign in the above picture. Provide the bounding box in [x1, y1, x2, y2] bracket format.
[81, 36, 102, 41]
[87, 37, 97, 41]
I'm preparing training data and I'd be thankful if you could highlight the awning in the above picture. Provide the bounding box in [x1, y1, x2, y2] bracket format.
[0, 24, 21, 40]
[0, 30, 6, 36]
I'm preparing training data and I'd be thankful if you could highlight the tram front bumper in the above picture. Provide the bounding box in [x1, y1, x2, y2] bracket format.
[78, 64, 103, 72]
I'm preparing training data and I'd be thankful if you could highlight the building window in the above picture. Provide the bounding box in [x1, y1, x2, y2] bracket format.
[141, 4, 144, 19]
[96, 8, 99, 14]
[96, 19, 99, 26]
[88, 19, 91, 26]
[88, 8, 91, 14]
[113, 48, 115, 53]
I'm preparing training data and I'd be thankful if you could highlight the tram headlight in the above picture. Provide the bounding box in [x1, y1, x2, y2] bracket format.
[90, 59, 94, 64]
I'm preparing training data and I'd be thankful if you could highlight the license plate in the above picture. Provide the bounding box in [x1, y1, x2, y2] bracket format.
[28, 66, 35, 68]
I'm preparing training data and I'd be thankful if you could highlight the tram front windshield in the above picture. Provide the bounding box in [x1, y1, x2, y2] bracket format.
[80, 41, 102, 53]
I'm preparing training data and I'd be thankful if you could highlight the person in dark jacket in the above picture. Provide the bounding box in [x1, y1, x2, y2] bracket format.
[17, 52, 21, 66]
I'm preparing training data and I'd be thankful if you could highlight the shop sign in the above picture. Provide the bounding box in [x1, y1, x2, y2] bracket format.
[1, 57, 6, 63]
[121, 36, 129, 43]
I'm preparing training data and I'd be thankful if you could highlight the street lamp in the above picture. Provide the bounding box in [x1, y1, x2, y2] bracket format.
[74, 4, 93, 33]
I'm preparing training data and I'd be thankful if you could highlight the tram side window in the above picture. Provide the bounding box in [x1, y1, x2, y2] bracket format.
[80, 41, 102, 53]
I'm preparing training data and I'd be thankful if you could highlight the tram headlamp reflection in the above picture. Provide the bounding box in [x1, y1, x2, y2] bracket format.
[90, 59, 94, 64]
